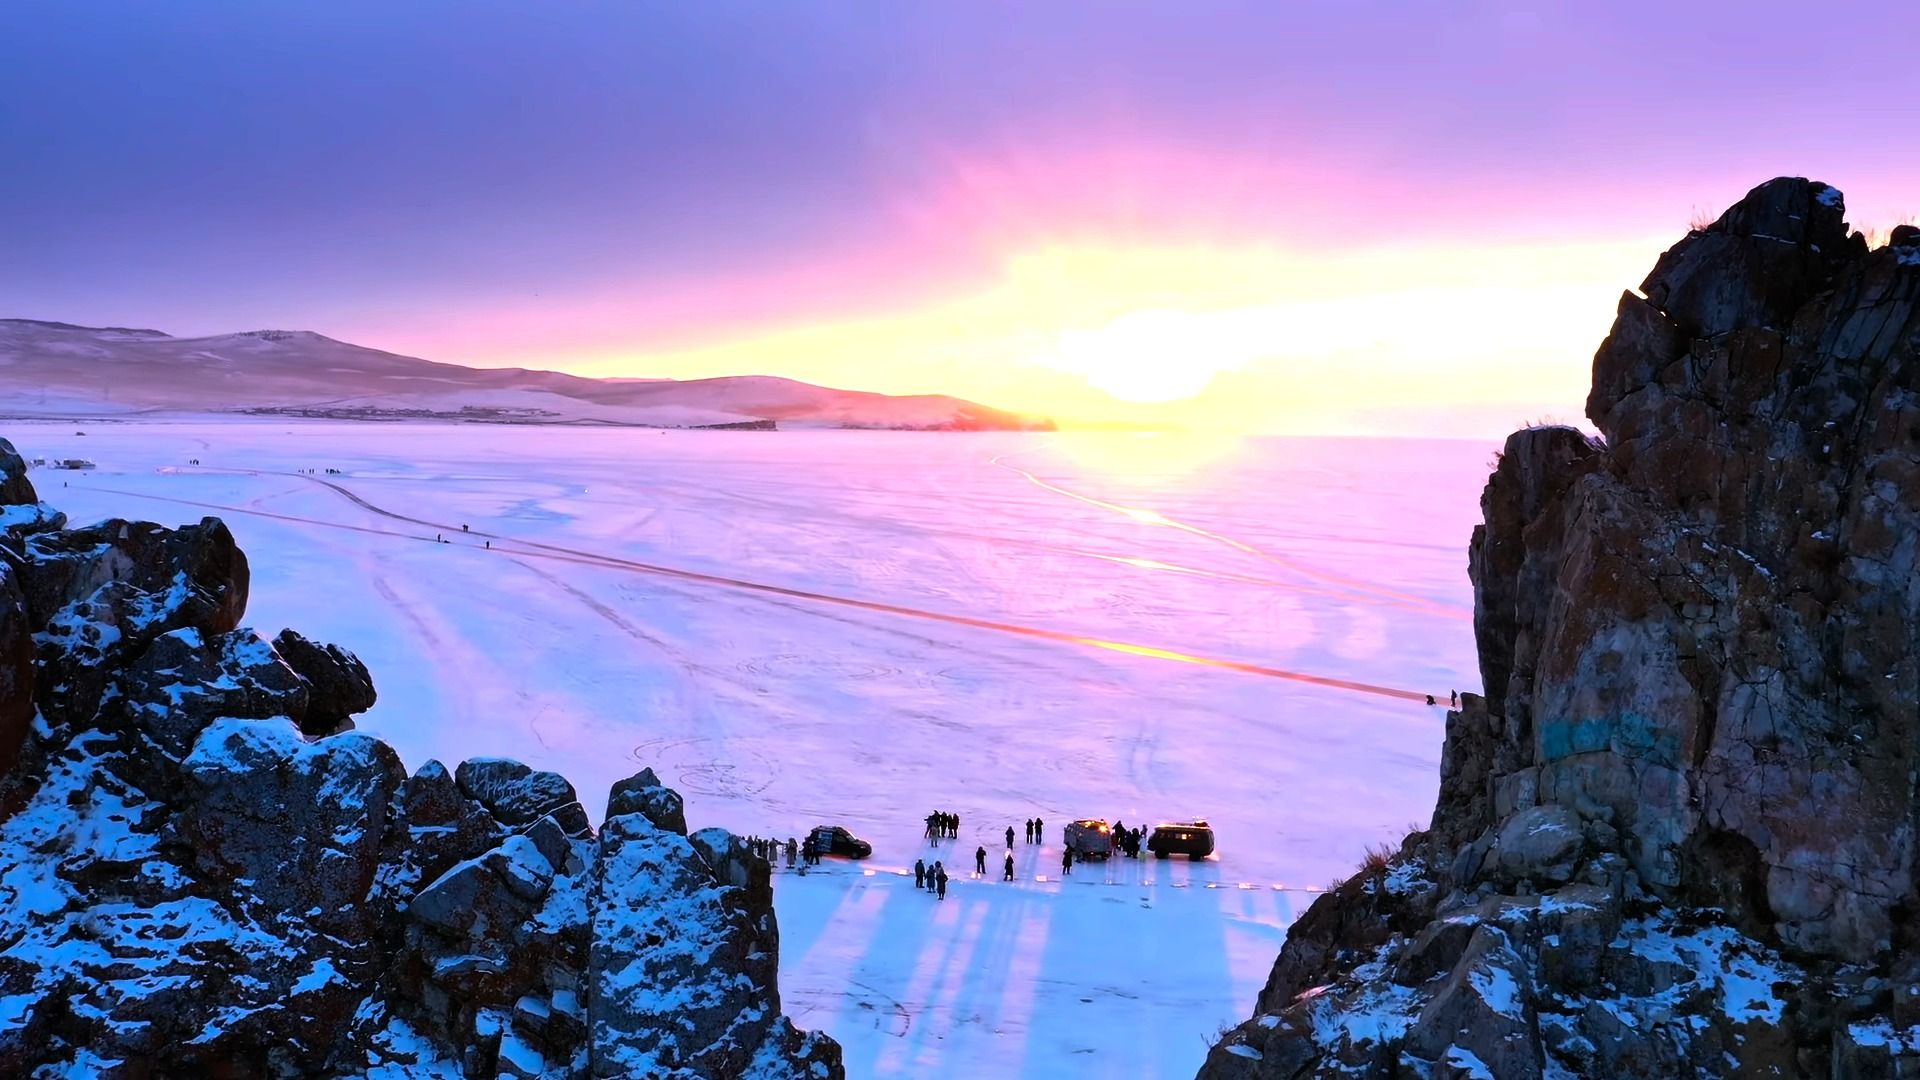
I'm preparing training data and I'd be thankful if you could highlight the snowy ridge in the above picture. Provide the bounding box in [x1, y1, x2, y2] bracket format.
[0, 317, 1053, 431]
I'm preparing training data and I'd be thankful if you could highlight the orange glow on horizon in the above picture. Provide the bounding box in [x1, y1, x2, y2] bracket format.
[445, 219, 1666, 432]
[520, 234, 1664, 435]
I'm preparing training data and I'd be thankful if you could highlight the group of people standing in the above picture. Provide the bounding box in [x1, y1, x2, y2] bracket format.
[924, 810, 960, 845]
[913, 858, 950, 899]
[1020, 818, 1047, 844]
[743, 834, 831, 870]
[972, 845, 1018, 881]
[1108, 820, 1147, 859]
[746, 835, 798, 867]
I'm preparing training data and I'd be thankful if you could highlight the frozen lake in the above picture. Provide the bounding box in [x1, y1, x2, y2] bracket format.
[16, 419, 1493, 1078]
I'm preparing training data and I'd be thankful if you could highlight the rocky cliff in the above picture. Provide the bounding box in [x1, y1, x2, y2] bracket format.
[0, 448, 842, 1078]
[1200, 178, 1920, 1078]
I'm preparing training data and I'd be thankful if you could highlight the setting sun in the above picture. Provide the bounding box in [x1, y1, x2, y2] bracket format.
[542, 236, 1663, 434]
[1045, 308, 1254, 402]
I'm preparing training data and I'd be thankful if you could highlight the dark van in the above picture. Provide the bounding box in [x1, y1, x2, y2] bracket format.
[1147, 820, 1215, 860]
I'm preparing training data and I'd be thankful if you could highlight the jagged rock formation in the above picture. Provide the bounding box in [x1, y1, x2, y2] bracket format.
[1200, 178, 1920, 1078]
[0, 442, 842, 1078]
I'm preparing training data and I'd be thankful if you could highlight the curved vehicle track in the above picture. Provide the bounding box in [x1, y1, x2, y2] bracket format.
[98, 470, 1449, 704]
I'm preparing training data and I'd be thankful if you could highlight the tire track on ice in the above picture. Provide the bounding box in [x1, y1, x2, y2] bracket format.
[94, 476, 1449, 705]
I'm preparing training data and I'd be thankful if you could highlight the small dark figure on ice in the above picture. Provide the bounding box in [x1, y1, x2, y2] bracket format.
[1003, 852, 1015, 881]
[915, 858, 927, 889]
[935, 864, 948, 900]
[1005, 825, 1015, 848]
[974, 846, 986, 875]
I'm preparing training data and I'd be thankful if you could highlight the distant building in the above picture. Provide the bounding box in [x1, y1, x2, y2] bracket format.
[53, 459, 96, 470]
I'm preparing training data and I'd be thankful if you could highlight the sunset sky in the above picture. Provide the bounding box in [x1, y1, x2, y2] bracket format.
[4, 2, 1917, 434]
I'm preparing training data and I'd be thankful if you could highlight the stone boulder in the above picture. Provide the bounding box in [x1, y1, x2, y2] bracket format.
[1488, 804, 1584, 887]
[458, 757, 592, 837]
[17, 516, 248, 633]
[273, 627, 376, 734]
[0, 437, 34, 506]
[114, 628, 308, 758]
[606, 765, 688, 835]
[378, 758, 508, 906]
[1402, 926, 1540, 1079]
[180, 718, 404, 938]
[17, 516, 251, 728]
[588, 815, 789, 1078]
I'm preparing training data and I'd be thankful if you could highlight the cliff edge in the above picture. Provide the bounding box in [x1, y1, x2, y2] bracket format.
[0, 444, 843, 1078]
[1200, 178, 1920, 1078]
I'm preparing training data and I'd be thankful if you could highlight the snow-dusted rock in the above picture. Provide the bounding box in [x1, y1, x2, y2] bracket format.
[17, 515, 247, 635]
[181, 716, 404, 937]
[0, 469, 841, 1078]
[607, 764, 688, 835]
[273, 626, 376, 735]
[1202, 177, 1920, 1078]
[0, 440, 63, 548]
[378, 758, 508, 905]
[0, 436, 34, 506]
[114, 627, 308, 757]
[1402, 927, 1539, 1080]
[1489, 804, 1583, 887]
[458, 756, 592, 836]
[588, 815, 794, 1078]
[16, 516, 249, 728]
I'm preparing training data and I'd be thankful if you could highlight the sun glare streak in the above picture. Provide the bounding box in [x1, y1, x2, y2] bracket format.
[990, 444, 1468, 619]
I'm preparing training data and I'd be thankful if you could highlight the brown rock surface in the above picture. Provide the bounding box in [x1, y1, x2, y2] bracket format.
[1201, 177, 1920, 1078]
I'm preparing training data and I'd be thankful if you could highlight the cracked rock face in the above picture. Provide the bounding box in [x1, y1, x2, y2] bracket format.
[1201, 177, 1920, 1078]
[0, 463, 843, 1079]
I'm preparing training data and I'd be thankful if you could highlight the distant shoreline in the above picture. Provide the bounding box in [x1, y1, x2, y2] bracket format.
[0, 407, 1052, 432]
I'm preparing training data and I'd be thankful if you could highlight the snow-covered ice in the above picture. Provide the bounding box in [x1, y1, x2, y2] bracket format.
[18, 419, 1493, 1077]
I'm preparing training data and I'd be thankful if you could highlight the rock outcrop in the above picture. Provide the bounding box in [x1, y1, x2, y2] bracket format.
[0, 436, 842, 1079]
[1201, 178, 1920, 1078]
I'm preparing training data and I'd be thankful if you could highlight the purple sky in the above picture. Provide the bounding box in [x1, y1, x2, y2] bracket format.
[3, 2, 1916, 428]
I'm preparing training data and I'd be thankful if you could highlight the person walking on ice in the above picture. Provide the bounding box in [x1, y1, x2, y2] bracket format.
[1005, 825, 1015, 848]
[974, 846, 987, 876]
[1062, 847, 1073, 875]
[1003, 852, 1015, 881]
[935, 864, 948, 900]
[915, 858, 927, 890]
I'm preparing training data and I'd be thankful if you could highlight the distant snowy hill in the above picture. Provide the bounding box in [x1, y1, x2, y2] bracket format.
[0, 318, 1052, 430]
